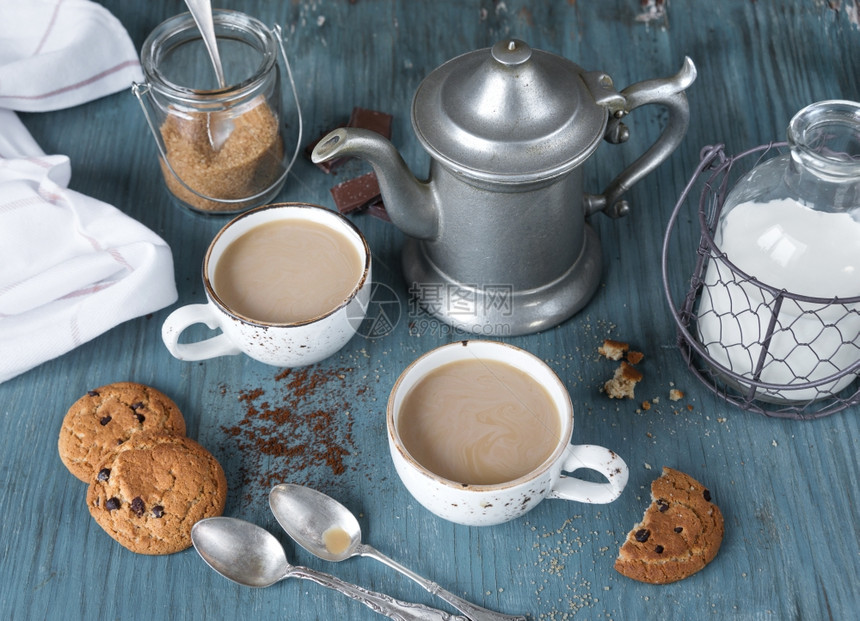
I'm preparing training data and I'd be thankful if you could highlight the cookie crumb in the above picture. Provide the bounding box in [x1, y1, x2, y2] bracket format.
[598, 339, 629, 361]
[604, 361, 643, 400]
[626, 350, 644, 365]
[669, 388, 684, 402]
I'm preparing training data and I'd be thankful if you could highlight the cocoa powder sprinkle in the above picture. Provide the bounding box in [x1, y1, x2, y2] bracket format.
[220, 367, 358, 508]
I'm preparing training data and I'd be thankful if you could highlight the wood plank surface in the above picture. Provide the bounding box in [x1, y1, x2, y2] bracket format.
[1, 1, 859, 619]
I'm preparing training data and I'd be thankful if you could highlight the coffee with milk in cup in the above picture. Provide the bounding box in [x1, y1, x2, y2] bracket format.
[162, 202, 371, 368]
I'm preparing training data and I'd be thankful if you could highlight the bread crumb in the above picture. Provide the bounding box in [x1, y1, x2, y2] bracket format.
[626, 350, 644, 365]
[641, 400, 651, 410]
[604, 361, 644, 399]
[598, 339, 629, 361]
[669, 389, 684, 402]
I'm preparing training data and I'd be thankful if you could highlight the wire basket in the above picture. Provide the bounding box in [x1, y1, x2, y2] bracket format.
[662, 143, 860, 419]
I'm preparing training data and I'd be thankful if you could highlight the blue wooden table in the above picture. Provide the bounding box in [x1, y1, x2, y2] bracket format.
[2, 1, 859, 619]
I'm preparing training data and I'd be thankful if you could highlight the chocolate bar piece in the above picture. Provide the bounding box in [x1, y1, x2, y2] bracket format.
[347, 107, 392, 140]
[330, 172, 389, 221]
[331, 172, 380, 214]
[364, 199, 390, 222]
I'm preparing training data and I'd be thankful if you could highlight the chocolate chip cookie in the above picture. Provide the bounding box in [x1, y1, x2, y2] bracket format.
[86, 432, 227, 555]
[614, 467, 724, 584]
[58, 382, 186, 482]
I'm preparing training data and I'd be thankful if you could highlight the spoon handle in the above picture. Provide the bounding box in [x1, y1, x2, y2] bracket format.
[289, 564, 468, 621]
[183, 0, 227, 88]
[358, 545, 527, 621]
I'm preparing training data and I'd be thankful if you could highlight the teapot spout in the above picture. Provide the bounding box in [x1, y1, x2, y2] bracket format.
[312, 128, 438, 240]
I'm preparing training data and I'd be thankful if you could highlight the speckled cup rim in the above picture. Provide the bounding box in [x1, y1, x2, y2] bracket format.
[202, 202, 371, 328]
[387, 339, 574, 492]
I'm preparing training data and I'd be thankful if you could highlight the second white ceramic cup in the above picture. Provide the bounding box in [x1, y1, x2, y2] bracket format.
[387, 340, 628, 526]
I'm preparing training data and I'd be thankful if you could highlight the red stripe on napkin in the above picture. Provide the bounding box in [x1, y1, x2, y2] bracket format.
[34, 0, 66, 55]
[0, 60, 140, 103]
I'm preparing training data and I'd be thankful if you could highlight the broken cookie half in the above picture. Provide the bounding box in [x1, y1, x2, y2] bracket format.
[614, 467, 724, 584]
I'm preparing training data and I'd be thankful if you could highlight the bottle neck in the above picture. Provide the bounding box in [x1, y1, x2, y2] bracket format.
[784, 100, 860, 213]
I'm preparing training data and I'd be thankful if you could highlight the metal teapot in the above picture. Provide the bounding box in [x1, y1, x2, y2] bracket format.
[313, 39, 696, 336]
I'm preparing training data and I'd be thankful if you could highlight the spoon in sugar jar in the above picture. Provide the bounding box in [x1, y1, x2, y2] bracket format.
[191, 517, 467, 621]
[269, 484, 528, 621]
[183, 0, 234, 149]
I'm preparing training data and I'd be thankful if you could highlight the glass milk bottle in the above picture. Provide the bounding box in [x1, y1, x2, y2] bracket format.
[697, 100, 860, 403]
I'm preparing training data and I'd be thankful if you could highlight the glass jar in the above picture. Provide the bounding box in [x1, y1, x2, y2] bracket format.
[697, 100, 860, 403]
[134, 10, 301, 214]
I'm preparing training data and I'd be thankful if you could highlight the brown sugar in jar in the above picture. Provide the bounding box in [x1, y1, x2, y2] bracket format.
[159, 98, 285, 212]
[137, 10, 297, 214]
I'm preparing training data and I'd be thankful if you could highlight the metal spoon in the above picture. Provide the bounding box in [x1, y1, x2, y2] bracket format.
[191, 517, 467, 621]
[183, 0, 233, 148]
[269, 485, 528, 621]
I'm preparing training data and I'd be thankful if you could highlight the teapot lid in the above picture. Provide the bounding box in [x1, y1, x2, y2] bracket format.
[412, 39, 612, 184]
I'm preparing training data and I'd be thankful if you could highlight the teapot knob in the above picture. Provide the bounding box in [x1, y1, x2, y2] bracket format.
[491, 39, 532, 66]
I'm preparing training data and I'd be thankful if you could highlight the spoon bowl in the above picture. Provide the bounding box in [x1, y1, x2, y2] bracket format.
[268, 483, 362, 562]
[192, 516, 287, 587]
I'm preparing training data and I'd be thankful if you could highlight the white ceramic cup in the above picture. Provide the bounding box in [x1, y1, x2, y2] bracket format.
[162, 202, 371, 367]
[387, 340, 628, 526]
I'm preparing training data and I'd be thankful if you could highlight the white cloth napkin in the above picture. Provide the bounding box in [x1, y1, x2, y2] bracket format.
[0, 0, 178, 383]
[0, 0, 145, 112]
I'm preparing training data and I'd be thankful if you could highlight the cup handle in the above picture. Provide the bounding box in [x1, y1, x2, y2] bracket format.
[161, 303, 242, 361]
[548, 444, 629, 504]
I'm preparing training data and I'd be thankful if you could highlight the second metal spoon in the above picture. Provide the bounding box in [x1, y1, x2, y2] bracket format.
[191, 516, 465, 621]
[269, 484, 528, 621]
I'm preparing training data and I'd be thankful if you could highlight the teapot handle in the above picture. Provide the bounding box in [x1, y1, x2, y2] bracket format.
[584, 57, 697, 219]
